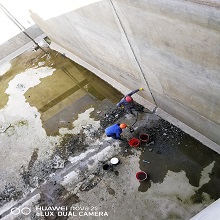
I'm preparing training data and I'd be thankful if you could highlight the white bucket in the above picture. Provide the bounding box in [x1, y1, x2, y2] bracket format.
[110, 157, 119, 165]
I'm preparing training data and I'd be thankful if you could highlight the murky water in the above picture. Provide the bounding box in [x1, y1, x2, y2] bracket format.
[0, 48, 123, 136]
[0, 49, 43, 109]
[26, 50, 122, 135]
[1, 46, 220, 220]
[137, 119, 220, 201]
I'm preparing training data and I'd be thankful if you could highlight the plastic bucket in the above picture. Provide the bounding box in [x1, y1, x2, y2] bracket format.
[139, 133, 150, 143]
[110, 157, 120, 165]
[128, 138, 140, 148]
[136, 171, 148, 181]
[103, 164, 110, 170]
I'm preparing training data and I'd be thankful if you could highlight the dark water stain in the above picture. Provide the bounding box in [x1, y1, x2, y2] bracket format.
[190, 191, 204, 203]
[28, 148, 39, 170]
[136, 119, 220, 201]
[54, 133, 89, 162]
[0, 184, 22, 208]
[38, 183, 79, 220]
[107, 186, 115, 195]
[166, 212, 181, 220]
[114, 170, 119, 176]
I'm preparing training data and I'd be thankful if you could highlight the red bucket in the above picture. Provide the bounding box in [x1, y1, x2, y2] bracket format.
[128, 138, 140, 148]
[136, 171, 147, 181]
[139, 133, 150, 143]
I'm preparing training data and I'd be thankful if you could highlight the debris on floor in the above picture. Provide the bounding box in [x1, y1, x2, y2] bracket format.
[0, 48, 220, 220]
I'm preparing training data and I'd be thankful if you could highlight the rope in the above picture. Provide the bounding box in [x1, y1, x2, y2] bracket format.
[131, 111, 139, 127]
[109, 0, 158, 106]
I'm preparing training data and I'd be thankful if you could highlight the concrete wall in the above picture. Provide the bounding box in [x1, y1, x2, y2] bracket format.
[190, 198, 220, 220]
[0, 25, 44, 63]
[28, 0, 220, 150]
[0, 3, 45, 64]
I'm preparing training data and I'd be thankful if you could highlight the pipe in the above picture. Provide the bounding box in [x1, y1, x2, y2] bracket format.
[0, 3, 48, 54]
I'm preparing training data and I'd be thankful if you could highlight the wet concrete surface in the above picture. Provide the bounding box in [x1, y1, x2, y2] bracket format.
[136, 119, 220, 200]
[0, 46, 124, 213]
[0, 45, 220, 220]
[23, 50, 122, 136]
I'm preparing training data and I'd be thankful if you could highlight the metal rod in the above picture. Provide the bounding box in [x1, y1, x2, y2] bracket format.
[0, 3, 48, 54]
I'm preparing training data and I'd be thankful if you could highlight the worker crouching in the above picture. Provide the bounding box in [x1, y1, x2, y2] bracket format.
[117, 88, 144, 114]
[105, 123, 127, 140]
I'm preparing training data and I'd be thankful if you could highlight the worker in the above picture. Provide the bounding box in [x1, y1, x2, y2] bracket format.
[105, 123, 127, 140]
[117, 88, 144, 114]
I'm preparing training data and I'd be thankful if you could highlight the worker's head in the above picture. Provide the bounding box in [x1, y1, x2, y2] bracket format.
[125, 96, 133, 103]
[120, 123, 127, 129]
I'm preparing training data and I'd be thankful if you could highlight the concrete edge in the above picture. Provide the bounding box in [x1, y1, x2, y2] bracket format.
[190, 198, 220, 219]
[184, 0, 220, 8]
[156, 108, 220, 154]
[0, 34, 47, 66]
[49, 42, 156, 111]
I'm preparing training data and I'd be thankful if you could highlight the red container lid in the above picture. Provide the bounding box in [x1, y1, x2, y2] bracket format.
[139, 133, 150, 143]
[136, 171, 147, 181]
[128, 138, 140, 148]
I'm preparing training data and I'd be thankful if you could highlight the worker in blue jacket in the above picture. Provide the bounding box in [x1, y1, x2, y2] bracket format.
[117, 88, 143, 114]
[105, 123, 127, 139]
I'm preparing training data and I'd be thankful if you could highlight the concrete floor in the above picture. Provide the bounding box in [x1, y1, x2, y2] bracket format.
[0, 46, 220, 220]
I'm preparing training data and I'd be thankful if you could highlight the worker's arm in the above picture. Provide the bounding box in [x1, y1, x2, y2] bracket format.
[117, 98, 126, 107]
[115, 128, 122, 139]
[127, 88, 143, 96]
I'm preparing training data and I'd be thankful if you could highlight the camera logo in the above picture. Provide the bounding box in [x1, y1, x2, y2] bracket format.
[11, 207, 31, 215]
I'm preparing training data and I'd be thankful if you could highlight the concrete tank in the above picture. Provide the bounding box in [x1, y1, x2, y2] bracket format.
[27, 0, 220, 152]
